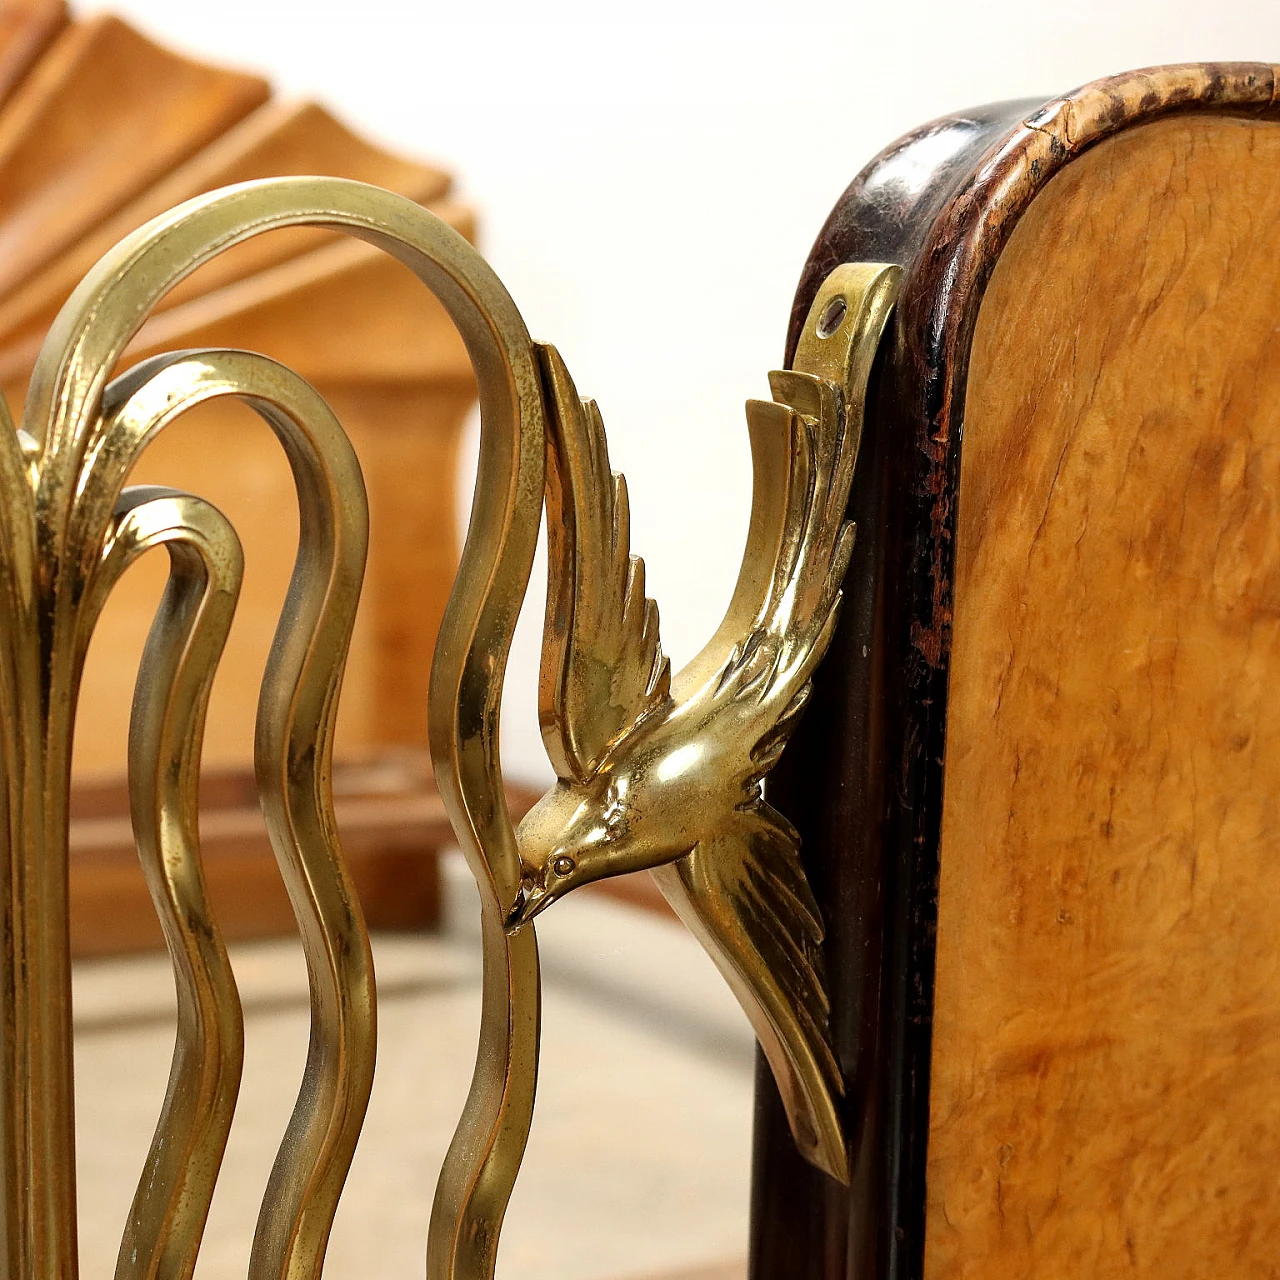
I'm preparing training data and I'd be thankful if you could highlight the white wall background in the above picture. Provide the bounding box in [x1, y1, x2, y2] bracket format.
[109, 0, 1280, 784]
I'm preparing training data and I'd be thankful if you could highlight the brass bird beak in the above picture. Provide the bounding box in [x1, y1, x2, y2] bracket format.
[505, 879, 551, 931]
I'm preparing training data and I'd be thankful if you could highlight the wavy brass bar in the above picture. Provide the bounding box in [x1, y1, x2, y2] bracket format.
[88, 348, 377, 1280]
[92, 486, 245, 1280]
[100, 351, 377, 1280]
[241, 361, 370, 1280]
[2, 179, 547, 1280]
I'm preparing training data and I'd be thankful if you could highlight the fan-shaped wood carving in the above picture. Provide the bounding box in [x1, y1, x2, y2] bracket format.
[0, 3, 495, 953]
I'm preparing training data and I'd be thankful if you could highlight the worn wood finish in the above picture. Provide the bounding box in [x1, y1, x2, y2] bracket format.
[753, 63, 1280, 1280]
[927, 113, 1280, 1278]
[752, 98, 1038, 1280]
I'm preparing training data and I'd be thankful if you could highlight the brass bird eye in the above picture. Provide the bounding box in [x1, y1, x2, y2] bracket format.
[551, 856, 576, 877]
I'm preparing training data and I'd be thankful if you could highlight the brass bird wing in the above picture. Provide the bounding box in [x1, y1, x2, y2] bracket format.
[535, 342, 670, 783]
[702, 369, 856, 719]
[651, 374, 858, 1186]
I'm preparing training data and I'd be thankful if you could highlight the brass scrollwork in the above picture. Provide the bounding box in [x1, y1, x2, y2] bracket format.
[0, 175, 898, 1278]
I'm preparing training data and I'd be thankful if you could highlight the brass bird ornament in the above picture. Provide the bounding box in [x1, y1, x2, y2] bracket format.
[513, 264, 901, 1183]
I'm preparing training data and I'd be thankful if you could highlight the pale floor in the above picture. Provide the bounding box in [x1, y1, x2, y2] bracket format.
[73, 856, 753, 1279]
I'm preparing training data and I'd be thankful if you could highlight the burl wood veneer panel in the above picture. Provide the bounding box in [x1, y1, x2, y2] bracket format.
[926, 115, 1280, 1276]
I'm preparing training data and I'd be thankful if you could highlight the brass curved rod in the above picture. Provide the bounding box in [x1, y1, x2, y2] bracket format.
[90, 348, 375, 1280]
[89, 485, 245, 1280]
[0, 392, 42, 1280]
[9, 180, 546, 1280]
[24, 173, 544, 899]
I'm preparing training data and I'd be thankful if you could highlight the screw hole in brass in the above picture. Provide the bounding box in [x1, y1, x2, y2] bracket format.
[816, 294, 847, 338]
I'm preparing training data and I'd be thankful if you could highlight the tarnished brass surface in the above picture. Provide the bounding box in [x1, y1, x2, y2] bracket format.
[0, 170, 897, 1276]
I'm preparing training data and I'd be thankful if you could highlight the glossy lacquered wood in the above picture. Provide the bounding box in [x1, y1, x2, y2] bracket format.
[753, 63, 1280, 1280]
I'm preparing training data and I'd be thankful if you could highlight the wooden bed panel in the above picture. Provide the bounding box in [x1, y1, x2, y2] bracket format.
[926, 114, 1280, 1276]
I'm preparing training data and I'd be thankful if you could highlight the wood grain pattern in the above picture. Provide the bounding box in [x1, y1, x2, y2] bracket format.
[926, 115, 1280, 1277]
